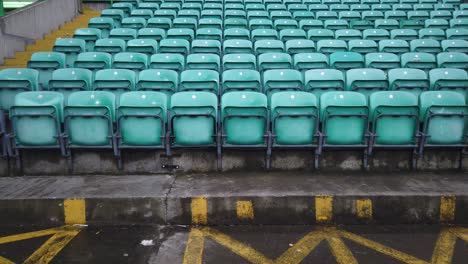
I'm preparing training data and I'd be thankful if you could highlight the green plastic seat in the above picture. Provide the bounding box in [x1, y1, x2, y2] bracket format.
[419, 91, 467, 146]
[446, 28, 468, 40]
[94, 69, 136, 101]
[300, 20, 324, 31]
[331, 4, 351, 12]
[94, 38, 126, 55]
[385, 10, 406, 20]
[324, 19, 349, 30]
[74, 28, 102, 52]
[351, 4, 371, 11]
[309, 4, 328, 12]
[222, 54, 257, 70]
[147, 17, 172, 30]
[116, 91, 167, 147]
[197, 28, 222, 41]
[425, 19, 449, 30]
[172, 18, 197, 30]
[390, 29, 418, 41]
[263, 69, 303, 97]
[203, 3, 222, 12]
[450, 19, 468, 28]
[27, 52, 66, 90]
[159, 2, 180, 11]
[441, 40, 468, 53]
[414, 4, 433, 11]
[111, 2, 133, 17]
[320, 91, 368, 145]
[289, 4, 308, 13]
[221, 91, 268, 145]
[170, 91, 218, 146]
[350, 20, 374, 30]
[393, 3, 412, 11]
[258, 53, 292, 72]
[374, 19, 399, 30]
[365, 53, 400, 70]
[198, 18, 222, 30]
[73, 52, 112, 74]
[180, 70, 219, 94]
[154, 9, 177, 20]
[410, 39, 442, 54]
[249, 19, 273, 30]
[191, 40, 221, 55]
[254, 40, 284, 54]
[335, 29, 363, 41]
[294, 53, 328, 71]
[167, 28, 194, 42]
[279, 29, 306, 41]
[401, 52, 437, 70]
[121, 17, 147, 29]
[270, 11, 293, 21]
[399, 20, 425, 30]
[138, 3, 159, 12]
[225, 3, 245, 11]
[388, 68, 429, 96]
[64, 91, 116, 147]
[339, 11, 361, 21]
[149, 54, 185, 72]
[348, 40, 378, 54]
[9, 91, 65, 159]
[225, 10, 247, 20]
[88, 17, 115, 38]
[181, 3, 202, 12]
[430, 10, 452, 20]
[223, 28, 250, 41]
[131, 9, 154, 19]
[223, 40, 253, 54]
[101, 9, 124, 27]
[0, 69, 39, 111]
[136, 69, 178, 97]
[369, 91, 419, 146]
[307, 29, 334, 41]
[52, 38, 86, 67]
[363, 29, 390, 41]
[430, 69, 468, 98]
[347, 69, 388, 98]
[48, 69, 93, 104]
[271, 91, 319, 146]
[435, 4, 455, 11]
[109, 28, 137, 41]
[222, 69, 261, 93]
[186, 54, 220, 71]
[274, 19, 299, 30]
[316, 11, 339, 20]
[294, 11, 315, 20]
[159, 39, 190, 56]
[316, 40, 347, 54]
[245, 3, 265, 12]
[330, 52, 365, 70]
[112, 52, 148, 73]
[379, 39, 410, 55]
[126, 39, 158, 55]
[251, 29, 278, 41]
[266, 3, 287, 12]
[418, 28, 446, 41]
[304, 69, 345, 97]
[201, 10, 223, 20]
[247, 11, 270, 21]
[437, 52, 468, 69]
[408, 11, 430, 20]
[225, 18, 248, 29]
[372, 4, 392, 11]
[285, 40, 315, 55]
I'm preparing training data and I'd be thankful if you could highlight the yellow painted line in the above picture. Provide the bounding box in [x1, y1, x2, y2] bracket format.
[191, 197, 208, 225]
[24, 230, 80, 264]
[275, 229, 325, 264]
[202, 227, 274, 264]
[315, 195, 333, 223]
[356, 199, 373, 220]
[440, 196, 456, 222]
[64, 198, 86, 225]
[182, 228, 205, 264]
[0, 256, 14, 264]
[431, 228, 457, 264]
[339, 229, 429, 264]
[326, 235, 358, 264]
[0, 228, 59, 244]
[236, 200, 254, 221]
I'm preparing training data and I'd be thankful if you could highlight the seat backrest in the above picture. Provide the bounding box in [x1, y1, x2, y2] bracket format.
[49, 68, 93, 92]
[304, 69, 345, 93]
[221, 91, 268, 145]
[112, 52, 148, 71]
[27, 52, 66, 69]
[222, 69, 261, 93]
[419, 91, 467, 144]
[369, 91, 419, 144]
[388, 68, 429, 94]
[94, 69, 136, 92]
[137, 69, 178, 95]
[126, 39, 158, 55]
[346, 68, 388, 96]
[429, 68, 468, 91]
[11, 91, 64, 146]
[149, 54, 185, 72]
[262, 69, 303, 94]
[94, 38, 126, 54]
[180, 70, 220, 94]
[74, 52, 112, 71]
[0, 68, 39, 111]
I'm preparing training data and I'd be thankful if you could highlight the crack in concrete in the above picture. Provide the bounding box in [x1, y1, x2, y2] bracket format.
[163, 173, 178, 224]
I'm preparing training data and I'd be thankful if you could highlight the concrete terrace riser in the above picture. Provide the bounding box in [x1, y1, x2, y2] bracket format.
[0, 149, 466, 176]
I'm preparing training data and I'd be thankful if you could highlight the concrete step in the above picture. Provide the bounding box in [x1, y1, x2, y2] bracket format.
[0, 172, 466, 226]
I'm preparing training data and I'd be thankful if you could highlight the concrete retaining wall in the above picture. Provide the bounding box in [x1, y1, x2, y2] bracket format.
[0, 148, 465, 176]
[0, 0, 81, 64]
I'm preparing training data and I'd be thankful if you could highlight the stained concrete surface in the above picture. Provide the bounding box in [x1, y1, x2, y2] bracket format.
[1, 225, 467, 263]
